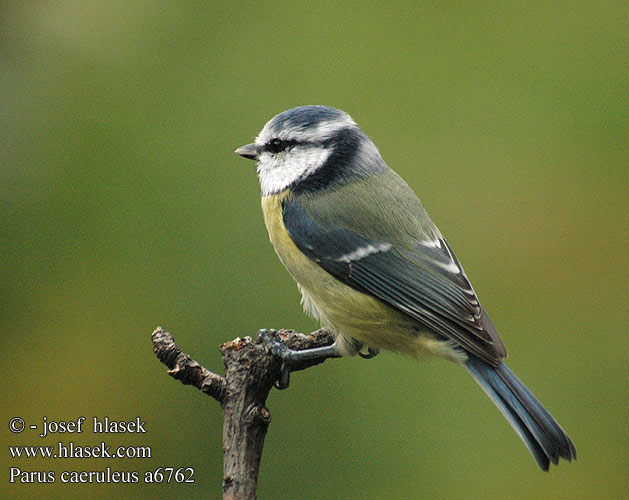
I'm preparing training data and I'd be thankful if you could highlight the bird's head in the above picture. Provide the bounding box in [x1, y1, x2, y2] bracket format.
[236, 105, 385, 196]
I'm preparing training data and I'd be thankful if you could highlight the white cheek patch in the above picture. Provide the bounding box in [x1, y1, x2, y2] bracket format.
[257, 146, 331, 196]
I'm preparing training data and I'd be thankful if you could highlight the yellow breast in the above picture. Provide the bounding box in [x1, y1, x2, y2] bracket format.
[261, 191, 339, 304]
[260, 191, 456, 359]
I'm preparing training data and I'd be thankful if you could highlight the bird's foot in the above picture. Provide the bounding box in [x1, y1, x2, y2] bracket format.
[257, 328, 341, 390]
[358, 347, 380, 359]
[257, 329, 292, 389]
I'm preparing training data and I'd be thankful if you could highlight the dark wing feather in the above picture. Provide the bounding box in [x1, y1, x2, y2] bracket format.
[283, 198, 506, 365]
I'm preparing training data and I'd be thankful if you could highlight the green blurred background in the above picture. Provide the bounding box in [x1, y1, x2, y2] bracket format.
[2, 1, 627, 499]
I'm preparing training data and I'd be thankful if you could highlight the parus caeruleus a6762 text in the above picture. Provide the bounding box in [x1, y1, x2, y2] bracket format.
[235, 105, 576, 470]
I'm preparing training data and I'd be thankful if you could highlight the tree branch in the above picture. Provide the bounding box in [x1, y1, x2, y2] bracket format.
[151, 326, 335, 500]
[152, 326, 227, 402]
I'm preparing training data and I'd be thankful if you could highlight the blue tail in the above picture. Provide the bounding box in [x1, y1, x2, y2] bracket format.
[464, 355, 576, 470]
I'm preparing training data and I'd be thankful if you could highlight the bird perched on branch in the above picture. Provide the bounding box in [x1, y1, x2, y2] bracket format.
[235, 105, 576, 470]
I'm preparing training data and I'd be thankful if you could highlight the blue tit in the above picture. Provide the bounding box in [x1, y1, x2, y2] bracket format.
[235, 105, 575, 470]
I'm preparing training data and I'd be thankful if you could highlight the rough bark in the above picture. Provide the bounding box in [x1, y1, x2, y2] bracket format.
[151, 326, 335, 500]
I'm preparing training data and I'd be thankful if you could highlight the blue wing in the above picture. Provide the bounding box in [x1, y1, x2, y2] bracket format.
[282, 198, 507, 365]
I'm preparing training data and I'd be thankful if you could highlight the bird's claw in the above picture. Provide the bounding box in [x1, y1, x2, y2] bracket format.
[277, 362, 291, 390]
[358, 347, 380, 359]
[258, 328, 342, 390]
[257, 329, 293, 389]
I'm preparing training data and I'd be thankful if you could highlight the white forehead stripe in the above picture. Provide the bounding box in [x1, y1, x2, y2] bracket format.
[336, 243, 392, 263]
[292, 114, 356, 142]
[256, 114, 356, 146]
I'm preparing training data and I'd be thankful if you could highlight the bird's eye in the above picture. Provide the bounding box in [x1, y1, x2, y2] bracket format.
[267, 138, 286, 154]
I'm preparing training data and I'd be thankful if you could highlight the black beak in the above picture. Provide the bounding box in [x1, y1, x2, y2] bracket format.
[235, 143, 259, 161]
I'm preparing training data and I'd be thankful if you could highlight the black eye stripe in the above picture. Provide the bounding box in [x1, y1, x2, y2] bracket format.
[265, 138, 314, 154]
[265, 138, 290, 154]
[265, 136, 339, 154]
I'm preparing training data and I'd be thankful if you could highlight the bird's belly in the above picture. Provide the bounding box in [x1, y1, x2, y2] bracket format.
[295, 259, 451, 358]
[261, 192, 461, 360]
